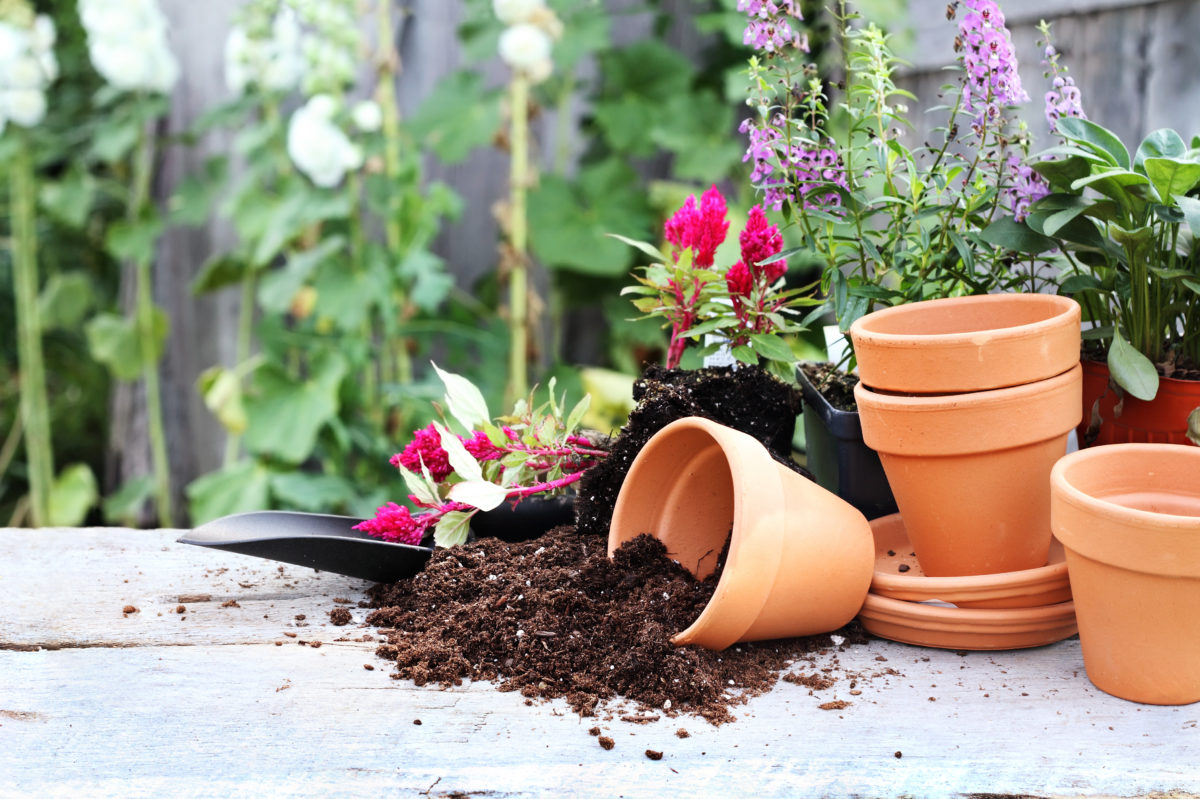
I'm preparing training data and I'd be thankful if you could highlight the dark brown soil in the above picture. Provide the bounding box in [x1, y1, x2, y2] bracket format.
[575, 365, 805, 538]
[800, 362, 859, 412]
[364, 525, 857, 724]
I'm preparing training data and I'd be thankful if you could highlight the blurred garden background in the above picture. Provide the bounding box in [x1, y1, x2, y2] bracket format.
[2, 0, 1199, 529]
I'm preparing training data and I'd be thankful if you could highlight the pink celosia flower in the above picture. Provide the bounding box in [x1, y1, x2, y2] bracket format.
[725, 260, 753, 297]
[739, 205, 785, 282]
[461, 429, 507, 462]
[390, 424, 452, 481]
[353, 502, 428, 545]
[663, 185, 730, 268]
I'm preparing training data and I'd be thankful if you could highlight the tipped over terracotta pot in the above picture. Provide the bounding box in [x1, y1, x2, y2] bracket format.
[608, 417, 874, 651]
[855, 363, 1082, 576]
[849, 293, 1080, 394]
[1051, 444, 1200, 705]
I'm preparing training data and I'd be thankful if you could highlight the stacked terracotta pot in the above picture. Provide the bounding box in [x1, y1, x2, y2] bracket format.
[848, 294, 1085, 650]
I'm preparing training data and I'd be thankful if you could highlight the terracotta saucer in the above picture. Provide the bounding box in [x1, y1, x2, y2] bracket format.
[858, 593, 1078, 651]
[870, 513, 1072, 609]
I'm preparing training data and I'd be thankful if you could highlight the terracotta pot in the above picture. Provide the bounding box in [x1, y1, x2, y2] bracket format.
[797, 365, 897, 520]
[607, 416, 874, 651]
[855, 363, 1082, 576]
[849, 293, 1080, 394]
[1051, 443, 1200, 705]
[1078, 359, 1200, 447]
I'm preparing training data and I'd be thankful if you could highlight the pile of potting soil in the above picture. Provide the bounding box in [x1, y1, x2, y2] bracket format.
[364, 526, 863, 724]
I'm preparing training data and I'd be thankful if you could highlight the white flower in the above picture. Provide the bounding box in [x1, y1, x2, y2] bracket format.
[78, 0, 179, 94]
[493, 0, 545, 25]
[0, 88, 46, 127]
[351, 99, 382, 133]
[0, 15, 55, 130]
[224, 6, 304, 97]
[286, 94, 361, 187]
[498, 23, 552, 77]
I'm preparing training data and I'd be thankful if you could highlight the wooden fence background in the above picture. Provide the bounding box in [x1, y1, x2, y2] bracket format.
[137, 0, 1199, 521]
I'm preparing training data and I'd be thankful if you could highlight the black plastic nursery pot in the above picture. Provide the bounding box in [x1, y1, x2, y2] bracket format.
[469, 493, 576, 543]
[797, 364, 897, 520]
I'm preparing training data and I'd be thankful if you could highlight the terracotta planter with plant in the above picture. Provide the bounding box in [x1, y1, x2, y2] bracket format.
[608, 417, 874, 651]
[849, 293, 1081, 394]
[855, 364, 1082, 576]
[1079, 360, 1200, 447]
[1051, 443, 1200, 705]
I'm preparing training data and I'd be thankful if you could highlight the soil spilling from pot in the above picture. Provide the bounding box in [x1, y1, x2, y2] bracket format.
[575, 365, 805, 537]
[364, 525, 870, 724]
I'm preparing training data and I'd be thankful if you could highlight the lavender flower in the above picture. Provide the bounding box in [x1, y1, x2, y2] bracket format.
[1042, 40, 1086, 129]
[1003, 153, 1050, 221]
[956, 0, 1028, 127]
[738, 0, 808, 54]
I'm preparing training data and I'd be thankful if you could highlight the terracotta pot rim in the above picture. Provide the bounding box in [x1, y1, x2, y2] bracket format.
[1052, 444, 1200, 528]
[849, 293, 1079, 345]
[855, 363, 1080, 413]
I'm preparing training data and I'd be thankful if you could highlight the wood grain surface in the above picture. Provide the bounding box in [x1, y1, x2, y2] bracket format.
[2, 527, 1197, 798]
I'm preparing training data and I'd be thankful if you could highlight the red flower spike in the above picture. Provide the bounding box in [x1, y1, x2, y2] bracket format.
[393, 424, 453, 482]
[662, 185, 730, 268]
[352, 502, 427, 545]
[739, 205, 785, 282]
[725, 260, 753, 297]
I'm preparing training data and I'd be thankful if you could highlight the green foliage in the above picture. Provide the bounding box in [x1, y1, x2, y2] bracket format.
[1024, 119, 1200, 398]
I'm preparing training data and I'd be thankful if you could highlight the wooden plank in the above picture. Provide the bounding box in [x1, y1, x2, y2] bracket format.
[0, 528, 373, 649]
[1, 640, 1198, 797]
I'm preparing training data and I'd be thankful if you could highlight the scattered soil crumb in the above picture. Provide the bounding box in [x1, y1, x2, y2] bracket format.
[329, 607, 352, 626]
[413, 719, 422, 726]
[675, 728, 690, 739]
[645, 749, 663, 761]
[221, 599, 240, 608]
[363, 526, 878, 725]
[294, 614, 306, 621]
[364, 663, 374, 670]
[784, 672, 837, 691]
[283, 632, 298, 639]
[308, 640, 322, 648]
[122, 605, 138, 615]
[274, 641, 283, 646]
[175, 605, 186, 614]
[818, 700, 851, 711]
[598, 736, 615, 751]
[178, 594, 211, 603]
[588, 727, 601, 737]
[894, 751, 903, 759]
[333, 597, 354, 604]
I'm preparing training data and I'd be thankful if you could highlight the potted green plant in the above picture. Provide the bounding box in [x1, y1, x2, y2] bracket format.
[738, 1, 1052, 516]
[1018, 115, 1200, 446]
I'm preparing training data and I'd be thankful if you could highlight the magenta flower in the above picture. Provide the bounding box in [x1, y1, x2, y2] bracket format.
[957, 0, 1028, 127]
[725, 260, 753, 298]
[391, 424, 453, 481]
[663, 185, 730, 268]
[461, 429, 507, 462]
[739, 205, 785, 282]
[353, 502, 428, 545]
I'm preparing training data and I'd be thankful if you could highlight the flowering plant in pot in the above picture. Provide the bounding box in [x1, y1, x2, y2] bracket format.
[355, 365, 606, 548]
[737, 1, 1051, 514]
[1012, 49, 1200, 444]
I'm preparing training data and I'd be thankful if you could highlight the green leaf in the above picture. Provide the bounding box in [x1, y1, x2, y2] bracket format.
[1188, 407, 1200, 447]
[565, 394, 591, 434]
[607, 233, 667, 263]
[268, 472, 358, 513]
[257, 236, 347, 314]
[106, 217, 164, 265]
[433, 509, 473, 548]
[169, 156, 228, 226]
[1174, 194, 1200, 237]
[409, 264, 455, 313]
[433, 363, 490, 432]
[1029, 155, 1092, 189]
[250, 189, 351, 267]
[1182, 278, 1200, 297]
[979, 216, 1057, 254]
[38, 273, 94, 330]
[731, 344, 756, 364]
[748, 333, 795, 362]
[1134, 129, 1187, 171]
[406, 71, 501, 164]
[191, 255, 250, 295]
[197, 366, 248, 435]
[1056, 117, 1131, 169]
[90, 114, 141, 163]
[85, 310, 169, 381]
[447, 480, 509, 512]
[399, 465, 440, 507]
[103, 476, 154, 527]
[1143, 157, 1200, 202]
[1058, 274, 1103, 294]
[243, 352, 347, 464]
[186, 460, 273, 526]
[47, 463, 98, 527]
[39, 168, 96, 228]
[434, 422, 484, 481]
[1108, 330, 1159, 401]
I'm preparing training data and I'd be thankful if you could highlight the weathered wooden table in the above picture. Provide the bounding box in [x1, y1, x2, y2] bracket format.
[2, 527, 1197, 798]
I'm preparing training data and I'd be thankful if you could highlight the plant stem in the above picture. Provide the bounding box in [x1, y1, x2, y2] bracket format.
[375, 0, 413, 387]
[223, 270, 257, 467]
[131, 120, 172, 527]
[507, 73, 530, 402]
[9, 136, 53, 526]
